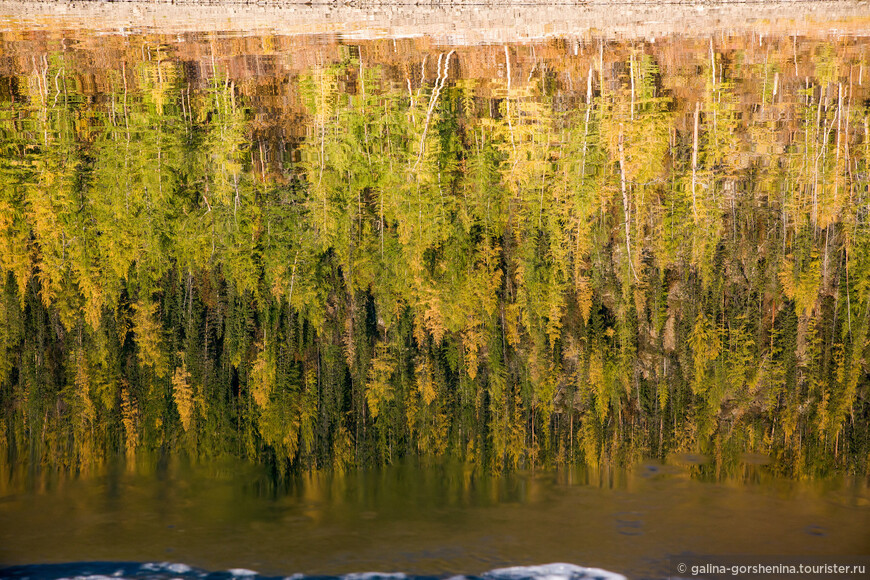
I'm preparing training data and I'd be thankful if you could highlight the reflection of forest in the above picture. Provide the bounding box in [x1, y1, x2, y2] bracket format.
[0, 32, 868, 479]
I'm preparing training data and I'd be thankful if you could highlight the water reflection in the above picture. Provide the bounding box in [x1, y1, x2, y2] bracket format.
[0, 22, 869, 479]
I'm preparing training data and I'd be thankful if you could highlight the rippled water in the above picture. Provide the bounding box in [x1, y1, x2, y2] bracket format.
[1, 563, 627, 580]
[1, 459, 869, 579]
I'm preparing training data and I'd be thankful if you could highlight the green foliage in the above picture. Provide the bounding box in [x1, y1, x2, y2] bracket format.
[0, 36, 868, 478]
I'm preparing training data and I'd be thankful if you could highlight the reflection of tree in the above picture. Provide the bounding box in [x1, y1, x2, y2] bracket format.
[0, 36, 868, 479]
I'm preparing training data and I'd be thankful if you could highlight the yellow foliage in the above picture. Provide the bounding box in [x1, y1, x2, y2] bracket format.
[74, 351, 95, 424]
[343, 315, 356, 368]
[365, 343, 396, 419]
[657, 380, 668, 411]
[120, 382, 139, 458]
[405, 383, 420, 438]
[172, 363, 194, 432]
[415, 356, 438, 406]
[300, 367, 318, 453]
[576, 274, 593, 324]
[546, 286, 565, 347]
[688, 312, 720, 382]
[250, 340, 275, 409]
[258, 399, 300, 461]
[463, 325, 483, 380]
[816, 388, 830, 435]
[132, 298, 166, 377]
[778, 254, 821, 317]
[504, 303, 522, 347]
[422, 291, 447, 346]
[430, 410, 450, 457]
[588, 351, 608, 421]
[579, 418, 599, 466]
[332, 425, 355, 473]
[0, 200, 32, 299]
[505, 392, 526, 469]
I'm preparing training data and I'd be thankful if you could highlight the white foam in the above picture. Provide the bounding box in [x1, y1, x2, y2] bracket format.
[138, 563, 193, 574]
[484, 563, 627, 580]
[41, 561, 626, 580]
[343, 574, 407, 580]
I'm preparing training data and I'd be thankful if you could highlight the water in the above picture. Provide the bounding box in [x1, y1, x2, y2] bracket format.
[0, 563, 625, 580]
[2, 3, 870, 476]
[1, 459, 868, 579]
[1, 1, 870, 578]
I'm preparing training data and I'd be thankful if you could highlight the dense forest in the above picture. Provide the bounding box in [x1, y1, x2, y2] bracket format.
[0, 31, 869, 479]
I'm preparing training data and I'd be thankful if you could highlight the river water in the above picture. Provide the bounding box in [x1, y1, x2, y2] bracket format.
[1, 2, 870, 579]
[1, 458, 869, 579]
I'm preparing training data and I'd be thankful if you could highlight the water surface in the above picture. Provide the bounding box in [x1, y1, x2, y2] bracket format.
[1, 6, 870, 579]
[1, 459, 869, 579]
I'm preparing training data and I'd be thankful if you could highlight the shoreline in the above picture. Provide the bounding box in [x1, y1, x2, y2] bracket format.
[1, 0, 869, 42]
